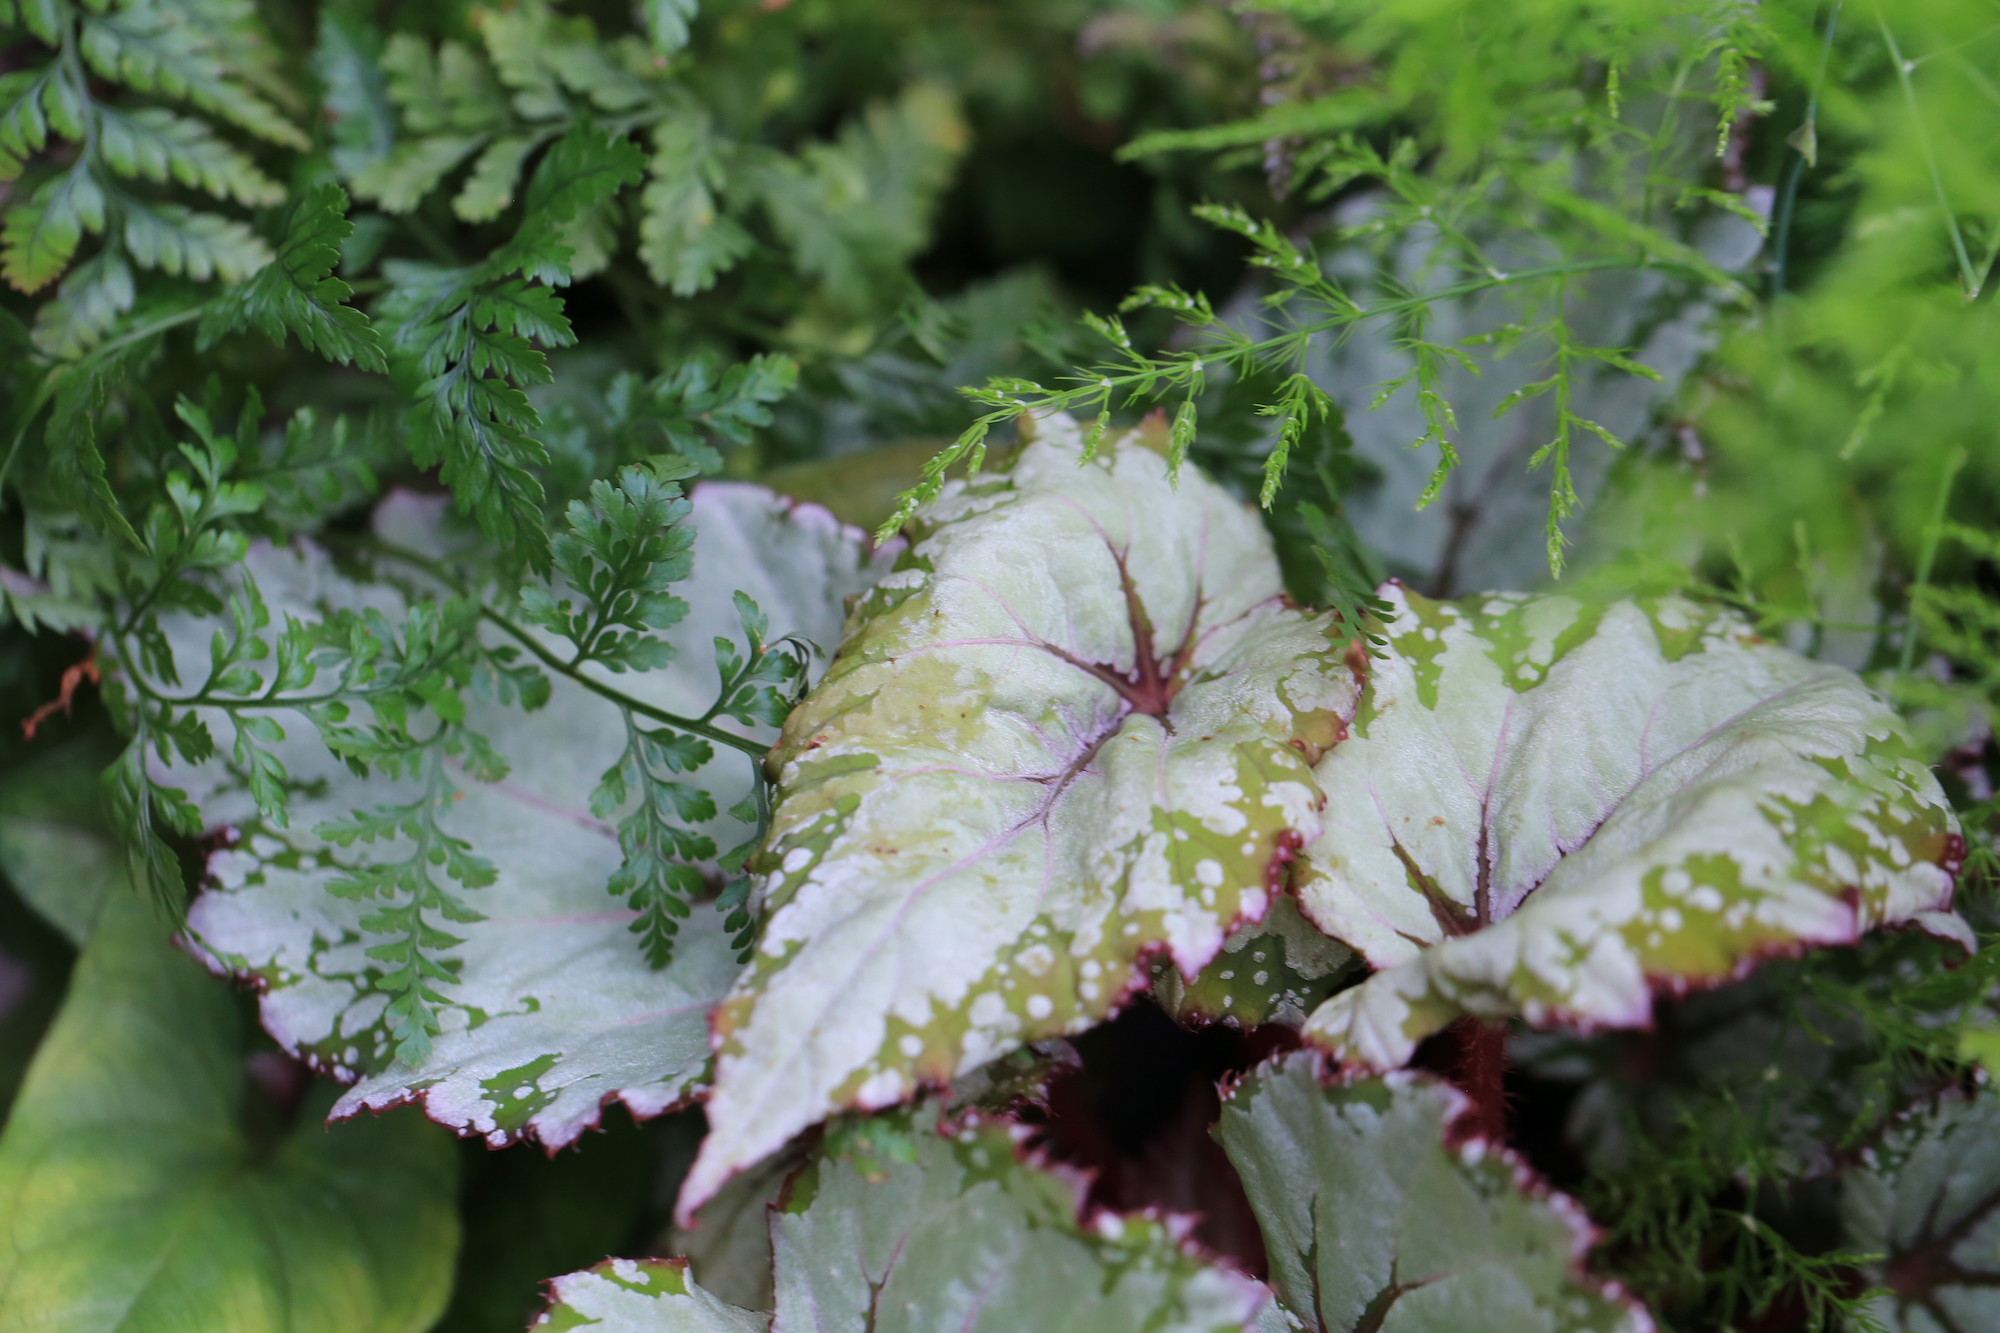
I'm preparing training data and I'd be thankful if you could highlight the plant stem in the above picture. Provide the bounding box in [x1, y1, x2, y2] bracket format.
[1898, 445, 1967, 679]
[370, 541, 772, 759]
[1447, 1016, 1511, 1144]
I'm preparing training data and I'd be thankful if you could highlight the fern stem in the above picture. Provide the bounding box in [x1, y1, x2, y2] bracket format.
[371, 541, 772, 759]
[1878, 13, 1983, 298]
[1897, 446, 1967, 679]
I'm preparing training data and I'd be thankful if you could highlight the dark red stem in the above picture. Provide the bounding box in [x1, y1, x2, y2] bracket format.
[1449, 1016, 1510, 1144]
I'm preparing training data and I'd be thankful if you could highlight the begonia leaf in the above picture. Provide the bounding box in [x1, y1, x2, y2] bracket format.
[554, 1110, 1277, 1330]
[680, 414, 1358, 1216]
[181, 485, 890, 1147]
[1152, 892, 1357, 1029]
[1842, 1088, 2000, 1333]
[1295, 584, 1965, 1068]
[1215, 1053, 1648, 1333]
[538, 1257, 768, 1332]
[0, 889, 458, 1332]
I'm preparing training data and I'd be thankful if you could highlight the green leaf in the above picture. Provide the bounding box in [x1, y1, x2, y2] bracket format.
[350, 134, 488, 214]
[638, 112, 751, 295]
[120, 198, 272, 282]
[3, 165, 106, 293]
[95, 106, 285, 207]
[453, 131, 546, 223]
[179, 485, 890, 1149]
[747, 83, 967, 309]
[0, 66, 55, 178]
[0, 749, 124, 945]
[681, 412, 1359, 1218]
[642, 0, 700, 55]
[588, 1108, 1274, 1329]
[540, 1258, 768, 1333]
[493, 122, 646, 285]
[1293, 584, 1968, 1069]
[766, 1110, 1274, 1329]
[0, 889, 459, 1331]
[1842, 1088, 2000, 1333]
[198, 183, 387, 371]
[78, 1, 308, 150]
[1216, 1054, 1648, 1332]
[313, 9, 395, 178]
[31, 247, 135, 359]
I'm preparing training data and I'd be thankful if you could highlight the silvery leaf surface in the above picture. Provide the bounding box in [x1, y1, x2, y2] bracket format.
[1295, 584, 1965, 1068]
[681, 414, 1359, 1217]
[1841, 1088, 2000, 1333]
[766, 1109, 1276, 1332]
[180, 485, 892, 1147]
[1216, 1052, 1650, 1333]
[538, 1258, 769, 1333]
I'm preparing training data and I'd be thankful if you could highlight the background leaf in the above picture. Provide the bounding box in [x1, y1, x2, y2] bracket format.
[0, 888, 458, 1332]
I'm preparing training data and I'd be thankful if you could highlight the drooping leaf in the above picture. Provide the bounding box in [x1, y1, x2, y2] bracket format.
[570, 1109, 1275, 1330]
[1294, 584, 1967, 1069]
[538, 1258, 768, 1333]
[0, 888, 459, 1332]
[198, 183, 387, 370]
[1841, 1087, 2000, 1333]
[1152, 893, 1357, 1029]
[1215, 1053, 1649, 1333]
[181, 484, 892, 1149]
[681, 413, 1358, 1218]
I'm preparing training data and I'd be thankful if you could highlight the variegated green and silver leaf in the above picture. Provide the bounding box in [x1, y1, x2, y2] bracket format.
[1841, 1088, 2000, 1333]
[538, 1258, 768, 1333]
[0, 889, 458, 1333]
[1216, 1053, 1649, 1333]
[1153, 893, 1357, 1029]
[681, 414, 1358, 1218]
[1295, 584, 1965, 1068]
[182, 484, 891, 1147]
[771, 1110, 1276, 1331]
[557, 1111, 1275, 1331]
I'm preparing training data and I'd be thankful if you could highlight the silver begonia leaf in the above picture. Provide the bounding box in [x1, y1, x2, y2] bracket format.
[681, 415, 1359, 1217]
[1216, 1053, 1651, 1333]
[181, 485, 891, 1147]
[1295, 584, 1966, 1068]
[1842, 1088, 2000, 1333]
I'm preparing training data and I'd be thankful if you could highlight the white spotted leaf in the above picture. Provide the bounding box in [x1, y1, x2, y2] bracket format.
[1215, 1053, 1650, 1333]
[180, 484, 892, 1149]
[680, 414, 1359, 1218]
[1295, 584, 1965, 1068]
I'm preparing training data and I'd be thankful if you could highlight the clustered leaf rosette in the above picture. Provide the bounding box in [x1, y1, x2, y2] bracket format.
[682, 411, 1968, 1217]
[680, 413, 1360, 1217]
